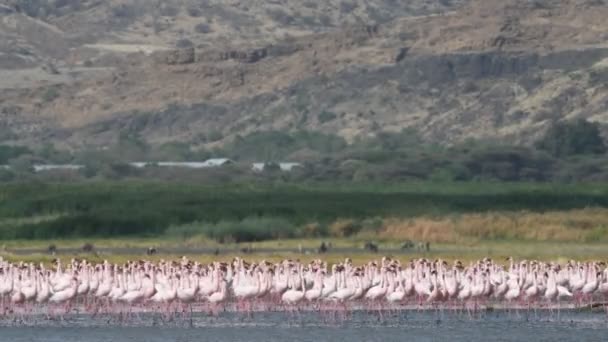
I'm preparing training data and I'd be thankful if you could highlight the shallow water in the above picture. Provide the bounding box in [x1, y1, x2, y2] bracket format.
[1, 311, 607, 342]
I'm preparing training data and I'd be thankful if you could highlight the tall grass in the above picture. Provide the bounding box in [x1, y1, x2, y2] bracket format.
[1, 181, 608, 240]
[377, 208, 608, 243]
[166, 217, 296, 243]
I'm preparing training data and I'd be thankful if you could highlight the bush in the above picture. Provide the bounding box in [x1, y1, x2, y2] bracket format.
[318, 111, 337, 124]
[360, 217, 384, 233]
[176, 39, 194, 48]
[340, 2, 357, 13]
[225, 130, 347, 160]
[267, 9, 294, 25]
[300, 222, 326, 237]
[329, 219, 362, 237]
[187, 7, 202, 17]
[159, 5, 179, 17]
[4, 181, 608, 240]
[0, 169, 15, 181]
[0, 145, 31, 164]
[536, 119, 606, 157]
[42, 87, 60, 102]
[167, 217, 296, 243]
[166, 222, 203, 240]
[194, 23, 212, 34]
[111, 4, 137, 19]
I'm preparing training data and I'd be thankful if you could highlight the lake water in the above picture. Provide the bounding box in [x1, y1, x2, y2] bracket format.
[1, 311, 607, 342]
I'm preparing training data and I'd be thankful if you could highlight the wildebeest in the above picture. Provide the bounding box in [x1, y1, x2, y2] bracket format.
[146, 247, 157, 255]
[401, 240, 415, 250]
[82, 243, 94, 253]
[318, 242, 328, 254]
[364, 241, 378, 253]
[47, 244, 57, 255]
[401, 240, 430, 252]
[415, 241, 430, 252]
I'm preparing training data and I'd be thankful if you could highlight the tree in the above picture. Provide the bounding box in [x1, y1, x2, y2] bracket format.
[150, 142, 193, 161]
[36, 143, 72, 163]
[536, 119, 606, 157]
[0, 145, 30, 163]
[116, 132, 149, 161]
[8, 155, 35, 176]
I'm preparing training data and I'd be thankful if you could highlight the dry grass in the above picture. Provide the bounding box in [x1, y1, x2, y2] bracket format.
[329, 219, 361, 237]
[3, 208, 608, 265]
[377, 208, 608, 243]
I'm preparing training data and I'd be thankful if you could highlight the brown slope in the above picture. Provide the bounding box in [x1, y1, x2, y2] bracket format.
[1, 0, 608, 149]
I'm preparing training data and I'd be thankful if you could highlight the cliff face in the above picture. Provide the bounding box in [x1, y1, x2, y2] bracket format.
[1, 0, 607, 148]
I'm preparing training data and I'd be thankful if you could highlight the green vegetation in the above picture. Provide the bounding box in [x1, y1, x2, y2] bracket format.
[167, 217, 296, 243]
[2, 119, 608, 183]
[41, 87, 60, 102]
[318, 110, 338, 124]
[536, 118, 606, 157]
[0, 181, 608, 241]
[0, 119, 607, 244]
[0, 145, 31, 164]
[2, 239, 608, 265]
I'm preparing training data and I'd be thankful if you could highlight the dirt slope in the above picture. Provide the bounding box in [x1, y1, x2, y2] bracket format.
[0, 0, 607, 149]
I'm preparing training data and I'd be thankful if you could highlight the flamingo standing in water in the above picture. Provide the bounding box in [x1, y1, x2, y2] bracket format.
[208, 266, 228, 315]
[282, 265, 307, 307]
[48, 277, 78, 317]
[0, 256, 607, 322]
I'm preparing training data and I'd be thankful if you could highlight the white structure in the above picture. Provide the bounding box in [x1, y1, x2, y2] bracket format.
[251, 162, 302, 172]
[2, 158, 236, 172]
[33, 164, 84, 172]
[200, 158, 234, 167]
[130, 159, 234, 169]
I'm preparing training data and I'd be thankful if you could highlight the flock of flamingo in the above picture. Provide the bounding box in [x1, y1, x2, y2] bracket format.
[1, 256, 608, 321]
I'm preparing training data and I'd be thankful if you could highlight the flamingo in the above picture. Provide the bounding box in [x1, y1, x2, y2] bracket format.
[0, 256, 606, 322]
[48, 277, 78, 316]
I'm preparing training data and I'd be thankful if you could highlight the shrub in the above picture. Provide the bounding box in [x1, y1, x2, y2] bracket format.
[536, 119, 606, 157]
[267, 9, 294, 25]
[318, 111, 337, 124]
[176, 39, 194, 48]
[300, 222, 326, 237]
[167, 217, 296, 243]
[340, 2, 357, 13]
[329, 219, 362, 237]
[194, 23, 212, 34]
[0, 145, 31, 164]
[360, 217, 384, 233]
[166, 221, 204, 240]
[159, 5, 179, 17]
[111, 4, 137, 19]
[205, 217, 295, 243]
[42, 87, 60, 102]
[187, 7, 202, 17]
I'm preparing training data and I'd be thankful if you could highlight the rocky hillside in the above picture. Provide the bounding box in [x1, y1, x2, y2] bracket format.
[1, 0, 607, 149]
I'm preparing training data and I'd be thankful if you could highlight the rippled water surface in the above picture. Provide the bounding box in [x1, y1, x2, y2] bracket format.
[1, 311, 607, 342]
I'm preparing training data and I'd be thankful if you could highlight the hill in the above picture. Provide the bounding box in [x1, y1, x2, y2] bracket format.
[0, 0, 607, 150]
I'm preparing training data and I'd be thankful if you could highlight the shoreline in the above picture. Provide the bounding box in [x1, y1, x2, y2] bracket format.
[2, 301, 607, 316]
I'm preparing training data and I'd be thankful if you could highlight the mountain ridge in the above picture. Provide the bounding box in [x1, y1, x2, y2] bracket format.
[0, 0, 607, 150]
